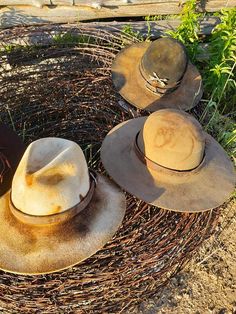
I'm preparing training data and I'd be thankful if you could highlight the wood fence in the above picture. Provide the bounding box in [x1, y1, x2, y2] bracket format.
[0, 0, 235, 28]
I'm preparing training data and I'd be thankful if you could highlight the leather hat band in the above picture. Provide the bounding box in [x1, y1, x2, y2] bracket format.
[139, 58, 187, 96]
[10, 170, 97, 225]
[134, 132, 205, 175]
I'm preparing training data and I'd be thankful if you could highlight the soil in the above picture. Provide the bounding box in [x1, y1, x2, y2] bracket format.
[137, 199, 236, 314]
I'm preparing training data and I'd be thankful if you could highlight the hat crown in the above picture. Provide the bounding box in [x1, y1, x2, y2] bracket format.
[142, 38, 187, 86]
[138, 110, 205, 171]
[11, 138, 90, 216]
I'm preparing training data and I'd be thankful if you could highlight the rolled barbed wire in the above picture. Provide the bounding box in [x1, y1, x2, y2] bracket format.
[0, 25, 220, 313]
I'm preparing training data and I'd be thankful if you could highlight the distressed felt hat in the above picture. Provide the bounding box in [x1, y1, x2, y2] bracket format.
[101, 109, 235, 212]
[0, 123, 25, 196]
[0, 137, 126, 275]
[112, 37, 203, 111]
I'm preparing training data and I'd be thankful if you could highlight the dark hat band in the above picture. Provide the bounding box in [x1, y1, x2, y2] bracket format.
[134, 131, 205, 176]
[139, 58, 187, 96]
[9, 170, 97, 226]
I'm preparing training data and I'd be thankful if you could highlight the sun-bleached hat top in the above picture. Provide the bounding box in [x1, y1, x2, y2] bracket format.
[12, 138, 90, 216]
[112, 37, 203, 111]
[101, 109, 235, 212]
[0, 138, 126, 275]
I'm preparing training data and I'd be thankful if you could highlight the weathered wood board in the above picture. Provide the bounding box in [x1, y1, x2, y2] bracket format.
[0, 23, 211, 62]
[1, 0, 236, 7]
[0, 1, 235, 28]
[0, 17, 220, 48]
[0, 0, 188, 8]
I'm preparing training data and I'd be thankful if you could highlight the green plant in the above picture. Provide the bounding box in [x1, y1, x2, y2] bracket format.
[52, 32, 95, 46]
[200, 100, 236, 158]
[166, 0, 201, 62]
[164, 2, 235, 157]
[202, 9, 236, 113]
[121, 24, 143, 42]
[144, 15, 174, 21]
[2, 44, 16, 53]
[2, 44, 37, 53]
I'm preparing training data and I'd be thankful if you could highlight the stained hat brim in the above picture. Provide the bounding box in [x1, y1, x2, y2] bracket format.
[112, 42, 203, 111]
[0, 174, 126, 275]
[101, 118, 235, 212]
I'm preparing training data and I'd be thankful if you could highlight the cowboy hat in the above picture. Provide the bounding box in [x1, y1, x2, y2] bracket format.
[112, 37, 203, 112]
[0, 123, 25, 196]
[101, 109, 235, 212]
[0, 137, 126, 275]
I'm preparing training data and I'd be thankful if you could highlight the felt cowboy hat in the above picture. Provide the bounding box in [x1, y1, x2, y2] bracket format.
[0, 137, 126, 275]
[0, 123, 25, 196]
[101, 109, 235, 212]
[112, 37, 203, 112]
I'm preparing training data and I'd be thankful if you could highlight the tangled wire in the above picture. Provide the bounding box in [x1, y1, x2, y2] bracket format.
[0, 25, 220, 313]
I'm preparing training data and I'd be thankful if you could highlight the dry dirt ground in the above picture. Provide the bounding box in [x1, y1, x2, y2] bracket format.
[137, 199, 236, 314]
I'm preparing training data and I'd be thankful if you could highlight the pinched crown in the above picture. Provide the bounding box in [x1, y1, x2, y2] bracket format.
[11, 138, 90, 216]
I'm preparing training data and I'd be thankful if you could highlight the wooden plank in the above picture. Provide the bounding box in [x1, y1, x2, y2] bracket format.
[45, 0, 73, 5]
[52, 17, 219, 37]
[0, 1, 44, 8]
[72, 0, 187, 5]
[0, 0, 235, 9]
[0, 17, 220, 48]
[0, 4, 184, 28]
[1, 0, 235, 6]
[204, 0, 236, 11]
[0, 1, 235, 29]
[0, 0, 73, 6]
[0, 0, 186, 7]
[0, 23, 211, 62]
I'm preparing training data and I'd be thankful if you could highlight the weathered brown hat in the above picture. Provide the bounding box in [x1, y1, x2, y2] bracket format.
[0, 137, 126, 275]
[0, 123, 25, 196]
[101, 109, 235, 212]
[112, 38, 203, 111]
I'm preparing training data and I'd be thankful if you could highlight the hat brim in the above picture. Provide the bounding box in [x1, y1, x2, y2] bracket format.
[112, 42, 203, 111]
[101, 117, 235, 212]
[0, 174, 125, 275]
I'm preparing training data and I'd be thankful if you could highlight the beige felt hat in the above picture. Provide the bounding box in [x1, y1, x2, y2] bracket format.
[101, 109, 235, 212]
[112, 38, 203, 111]
[0, 137, 126, 275]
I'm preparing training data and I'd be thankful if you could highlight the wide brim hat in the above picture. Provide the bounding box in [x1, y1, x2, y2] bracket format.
[0, 174, 125, 275]
[101, 116, 235, 213]
[0, 123, 25, 196]
[112, 41, 203, 111]
[0, 139, 126, 275]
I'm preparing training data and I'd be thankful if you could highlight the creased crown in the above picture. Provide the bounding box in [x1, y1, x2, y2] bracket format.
[11, 138, 90, 216]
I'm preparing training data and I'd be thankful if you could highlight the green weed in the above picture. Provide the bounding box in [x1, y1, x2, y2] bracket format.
[166, 3, 235, 113]
[121, 24, 143, 42]
[200, 100, 236, 158]
[202, 9, 236, 113]
[2, 44, 17, 53]
[52, 32, 95, 46]
[165, 0, 201, 62]
[162, 1, 235, 157]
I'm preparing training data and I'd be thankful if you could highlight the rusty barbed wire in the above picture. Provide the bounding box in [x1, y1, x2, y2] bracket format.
[0, 25, 220, 314]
